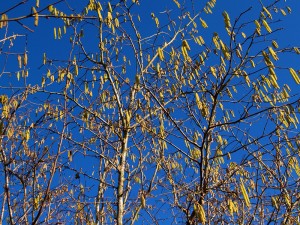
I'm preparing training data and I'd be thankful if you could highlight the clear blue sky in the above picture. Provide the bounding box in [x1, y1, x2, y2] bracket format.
[1, 1, 300, 224]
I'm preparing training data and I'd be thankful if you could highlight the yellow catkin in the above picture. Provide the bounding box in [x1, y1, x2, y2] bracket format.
[268, 47, 278, 60]
[262, 19, 272, 33]
[157, 47, 164, 60]
[141, 195, 146, 208]
[210, 66, 217, 78]
[263, 7, 272, 19]
[200, 18, 208, 28]
[182, 40, 191, 51]
[23, 53, 28, 66]
[194, 203, 206, 223]
[222, 11, 231, 28]
[240, 180, 251, 207]
[289, 68, 300, 84]
[272, 40, 279, 49]
[33, 7, 39, 26]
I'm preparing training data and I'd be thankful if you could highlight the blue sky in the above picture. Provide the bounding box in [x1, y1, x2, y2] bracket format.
[1, 0, 300, 224]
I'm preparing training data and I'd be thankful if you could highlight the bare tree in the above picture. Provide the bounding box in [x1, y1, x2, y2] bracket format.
[1, 0, 300, 224]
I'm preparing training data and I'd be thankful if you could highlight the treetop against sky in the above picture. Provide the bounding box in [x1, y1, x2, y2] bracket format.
[1, 0, 300, 224]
